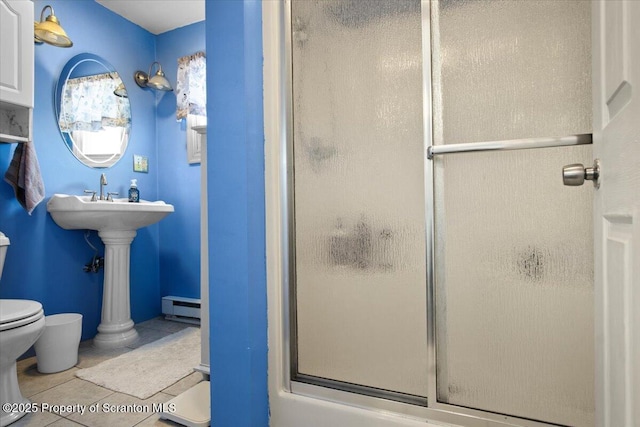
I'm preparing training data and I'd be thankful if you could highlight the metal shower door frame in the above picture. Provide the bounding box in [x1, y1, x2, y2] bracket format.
[280, 1, 583, 426]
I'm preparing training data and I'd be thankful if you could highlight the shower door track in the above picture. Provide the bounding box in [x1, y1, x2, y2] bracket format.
[427, 133, 592, 159]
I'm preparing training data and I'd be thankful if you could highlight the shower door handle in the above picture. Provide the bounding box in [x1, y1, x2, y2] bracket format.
[562, 159, 600, 188]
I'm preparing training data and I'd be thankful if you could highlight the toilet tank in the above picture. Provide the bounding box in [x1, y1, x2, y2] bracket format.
[0, 232, 9, 280]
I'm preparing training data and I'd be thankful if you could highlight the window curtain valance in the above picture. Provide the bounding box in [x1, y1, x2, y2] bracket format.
[176, 51, 206, 120]
[58, 72, 130, 132]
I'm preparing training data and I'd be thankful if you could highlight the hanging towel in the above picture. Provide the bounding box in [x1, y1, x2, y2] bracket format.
[4, 142, 45, 215]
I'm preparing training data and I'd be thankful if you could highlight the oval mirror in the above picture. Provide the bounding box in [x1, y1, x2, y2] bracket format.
[55, 53, 131, 168]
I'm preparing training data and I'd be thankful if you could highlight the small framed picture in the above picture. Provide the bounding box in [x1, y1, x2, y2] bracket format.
[133, 154, 148, 173]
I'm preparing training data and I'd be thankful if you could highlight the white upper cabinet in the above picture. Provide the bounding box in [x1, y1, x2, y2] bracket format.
[0, 0, 33, 107]
[0, 0, 34, 143]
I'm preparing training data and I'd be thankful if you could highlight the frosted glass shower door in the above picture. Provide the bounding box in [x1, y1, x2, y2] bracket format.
[431, 1, 594, 425]
[289, 0, 427, 400]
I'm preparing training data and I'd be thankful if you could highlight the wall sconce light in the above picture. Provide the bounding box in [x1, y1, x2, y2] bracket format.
[34, 5, 73, 47]
[134, 62, 173, 91]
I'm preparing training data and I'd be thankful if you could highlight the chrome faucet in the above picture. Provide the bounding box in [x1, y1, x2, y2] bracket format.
[99, 173, 108, 200]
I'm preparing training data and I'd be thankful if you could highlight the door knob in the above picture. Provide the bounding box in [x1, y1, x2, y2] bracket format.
[562, 159, 600, 188]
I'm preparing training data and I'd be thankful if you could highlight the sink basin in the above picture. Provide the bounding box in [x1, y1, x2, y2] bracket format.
[47, 194, 174, 232]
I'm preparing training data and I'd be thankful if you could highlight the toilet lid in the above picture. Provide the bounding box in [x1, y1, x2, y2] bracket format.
[0, 300, 43, 327]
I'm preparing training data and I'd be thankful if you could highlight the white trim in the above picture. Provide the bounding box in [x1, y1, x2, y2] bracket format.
[197, 123, 210, 374]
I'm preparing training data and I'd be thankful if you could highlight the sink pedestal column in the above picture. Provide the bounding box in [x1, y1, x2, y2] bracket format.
[93, 230, 139, 349]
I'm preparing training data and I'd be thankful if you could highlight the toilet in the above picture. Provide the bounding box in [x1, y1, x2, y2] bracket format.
[0, 232, 45, 427]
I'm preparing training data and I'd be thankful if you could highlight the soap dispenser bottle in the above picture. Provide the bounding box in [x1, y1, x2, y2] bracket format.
[128, 179, 140, 203]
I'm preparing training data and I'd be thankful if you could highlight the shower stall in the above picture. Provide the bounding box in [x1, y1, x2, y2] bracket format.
[278, 1, 594, 425]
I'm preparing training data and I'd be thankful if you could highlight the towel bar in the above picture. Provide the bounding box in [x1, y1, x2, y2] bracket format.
[427, 134, 592, 159]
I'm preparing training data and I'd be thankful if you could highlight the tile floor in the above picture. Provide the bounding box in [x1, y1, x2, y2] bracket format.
[11, 317, 205, 427]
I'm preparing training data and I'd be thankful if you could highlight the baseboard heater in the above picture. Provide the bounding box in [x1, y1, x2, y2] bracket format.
[161, 296, 201, 325]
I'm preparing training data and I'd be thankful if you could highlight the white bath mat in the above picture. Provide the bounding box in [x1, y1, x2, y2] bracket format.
[76, 327, 200, 399]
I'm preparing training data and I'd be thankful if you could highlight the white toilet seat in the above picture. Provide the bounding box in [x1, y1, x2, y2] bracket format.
[0, 300, 44, 332]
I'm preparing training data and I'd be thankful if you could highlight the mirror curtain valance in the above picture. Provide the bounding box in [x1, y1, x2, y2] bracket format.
[58, 72, 130, 132]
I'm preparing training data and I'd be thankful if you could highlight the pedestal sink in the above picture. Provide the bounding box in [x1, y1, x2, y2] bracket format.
[47, 194, 174, 349]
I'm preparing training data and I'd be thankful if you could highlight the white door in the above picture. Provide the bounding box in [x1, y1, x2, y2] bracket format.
[591, 1, 640, 426]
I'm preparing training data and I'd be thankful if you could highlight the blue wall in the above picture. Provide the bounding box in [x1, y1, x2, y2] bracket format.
[1, 1, 270, 423]
[0, 1, 203, 341]
[156, 22, 206, 300]
[206, 1, 268, 425]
